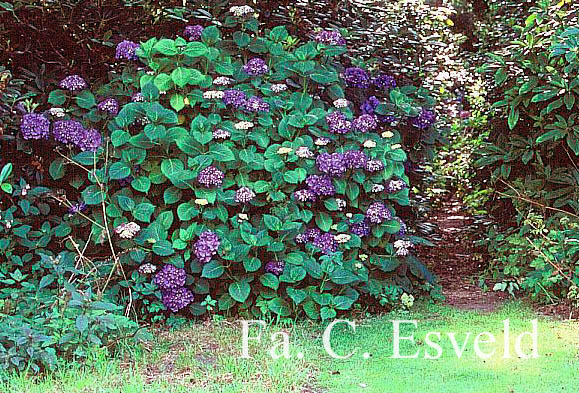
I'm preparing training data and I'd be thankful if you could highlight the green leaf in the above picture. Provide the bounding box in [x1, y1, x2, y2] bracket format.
[76, 90, 96, 109]
[315, 212, 332, 232]
[320, 306, 337, 320]
[109, 162, 131, 180]
[48, 90, 66, 105]
[170, 93, 185, 111]
[229, 280, 251, 303]
[75, 315, 88, 334]
[132, 203, 155, 223]
[153, 240, 174, 256]
[81, 185, 105, 205]
[202, 260, 224, 278]
[268, 298, 291, 316]
[260, 273, 279, 290]
[209, 144, 235, 162]
[183, 42, 209, 57]
[329, 268, 359, 284]
[154, 39, 178, 55]
[508, 107, 519, 130]
[244, 257, 261, 272]
[161, 158, 185, 179]
[333, 295, 354, 310]
[49, 159, 65, 180]
[131, 176, 151, 193]
[264, 214, 283, 231]
[171, 67, 191, 88]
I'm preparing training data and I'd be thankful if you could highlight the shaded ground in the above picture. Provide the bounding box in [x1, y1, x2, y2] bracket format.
[418, 197, 508, 312]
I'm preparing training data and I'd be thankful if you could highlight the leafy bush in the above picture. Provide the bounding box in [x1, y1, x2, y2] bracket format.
[476, 0, 579, 300]
[10, 7, 440, 322]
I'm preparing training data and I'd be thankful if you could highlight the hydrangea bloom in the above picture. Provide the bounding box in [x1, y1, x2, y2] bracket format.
[52, 120, 84, 145]
[115, 40, 139, 60]
[184, 25, 204, 41]
[114, 222, 141, 239]
[162, 287, 194, 312]
[312, 232, 338, 254]
[243, 58, 269, 76]
[230, 5, 254, 17]
[316, 152, 347, 177]
[396, 217, 407, 237]
[270, 83, 288, 93]
[138, 263, 157, 274]
[265, 261, 285, 276]
[48, 107, 65, 117]
[295, 146, 314, 158]
[197, 166, 224, 188]
[350, 219, 371, 237]
[59, 75, 87, 91]
[97, 98, 119, 115]
[213, 128, 231, 139]
[373, 74, 396, 89]
[366, 159, 385, 172]
[193, 231, 220, 263]
[366, 202, 392, 224]
[235, 187, 256, 203]
[20, 113, 50, 140]
[361, 96, 380, 115]
[394, 239, 413, 256]
[243, 96, 270, 112]
[326, 111, 352, 134]
[223, 89, 247, 108]
[344, 150, 368, 169]
[352, 114, 378, 132]
[333, 98, 349, 108]
[131, 92, 144, 102]
[294, 189, 317, 202]
[411, 109, 436, 129]
[214, 76, 233, 86]
[154, 264, 186, 290]
[76, 128, 102, 152]
[344, 67, 370, 88]
[386, 179, 408, 193]
[314, 30, 346, 46]
[306, 175, 335, 196]
[315, 137, 331, 146]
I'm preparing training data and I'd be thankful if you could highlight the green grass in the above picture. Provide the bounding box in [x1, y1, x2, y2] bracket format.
[2, 302, 578, 393]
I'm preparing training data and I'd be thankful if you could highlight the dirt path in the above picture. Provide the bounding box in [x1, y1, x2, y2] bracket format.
[417, 197, 508, 312]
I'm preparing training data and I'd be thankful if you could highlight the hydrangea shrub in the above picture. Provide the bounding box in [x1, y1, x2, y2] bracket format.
[19, 17, 437, 319]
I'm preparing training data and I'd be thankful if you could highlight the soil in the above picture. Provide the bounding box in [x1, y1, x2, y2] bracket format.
[417, 197, 509, 312]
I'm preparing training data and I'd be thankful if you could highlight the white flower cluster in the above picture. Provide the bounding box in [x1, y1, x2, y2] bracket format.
[234, 121, 254, 130]
[49, 107, 66, 118]
[114, 222, 141, 239]
[139, 263, 157, 274]
[363, 140, 377, 148]
[314, 137, 330, 146]
[277, 147, 292, 155]
[333, 98, 349, 108]
[203, 90, 225, 99]
[230, 5, 254, 17]
[394, 239, 413, 256]
[213, 76, 233, 86]
[336, 198, 346, 210]
[371, 184, 385, 193]
[271, 83, 288, 93]
[334, 234, 351, 244]
[401, 293, 415, 308]
[295, 146, 314, 158]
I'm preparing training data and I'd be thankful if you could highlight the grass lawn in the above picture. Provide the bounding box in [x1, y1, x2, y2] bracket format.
[2, 302, 578, 393]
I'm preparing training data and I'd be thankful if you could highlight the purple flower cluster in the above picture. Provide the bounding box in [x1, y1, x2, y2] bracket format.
[115, 40, 139, 61]
[154, 264, 187, 290]
[161, 287, 194, 312]
[316, 152, 347, 177]
[386, 179, 408, 193]
[344, 67, 371, 88]
[184, 25, 204, 41]
[366, 159, 384, 172]
[193, 231, 220, 263]
[20, 113, 50, 140]
[373, 74, 396, 89]
[411, 109, 436, 129]
[235, 187, 255, 203]
[344, 150, 368, 169]
[265, 261, 285, 276]
[97, 97, 119, 115]
[244, 96, 270, 112]
[396, 217, 407, 237]
[353, 114, 378, 132]
[59, 75, 87, 91]
[326, 111, 351, 134]
[366, 202, 392, 224]
[52, 120, 85, 145]
[77, 128, 103, 152]
[243, 58, 269, 76]
[361, 96, 396, 123]
[305, 175, 335, 196]
[312, 232, 338, 254]
[350, 219, 371, 237]
[68, 201, 87, 215]
[223, 89, 247, 109]
[314, 30, 346, 46]
[294, 189, 317, 203]
[197, 166, 224, 188]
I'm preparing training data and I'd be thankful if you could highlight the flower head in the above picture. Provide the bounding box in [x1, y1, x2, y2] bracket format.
[294, 189, 317, 203]
[213, 128, 231, 139]
[270, 83, 288, 93]
[295, 146, 314, 158]
[138, 263, 157, 274]
[115, 40, 139, 60]
[353, 114, 378, 133]
[76, 128, 102, 152]
[373, 74, 396, 89]
[411, 109, 436, 129]
[365, 159, 384, 172]
[203, 90, 225, 99]
[333, 98, 349, 108]
[20, 113, 50, 140]
[193, 231, 220, 263]
[312, 232, 338, 254]
[265, 261, 285, 276]
[366, 202, 392, 224]
[315, 137, 331, 146]
[305, 175, 335, 196]
[184, 25, 204, 41]
[131, 92, 145, 102]
[234, 121, 254, 130]
[316, 152, 347, 177]
[97, 98, 119, 115]
[214, 76, 233, 86]
[230, 5, 255, 17]
[114, 222, 141, 239]
[197, 166, 224, 188]
[394, 239, 413, 256]
[243, 58, 269, 76]
[326, 111, 351, 134]
[344, 150, 368, 169]
[59, 75, 87, 91]
[235, 187, 255, 203]
[386, 179, 408, 194]
[162, 287, 194, 312]
[223, 89, 248, 108]
[344, 67, 370, 88]
[48, 107, 66, 118]
[244, 96, 270, 112]
[350, 219, 371, 237]
[154, 264, 186, 290]
[68, 202, 87, 215]
[314, 30, 346, 46]
[52, 120, 84, 145]
[334, 234, 351, 244]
